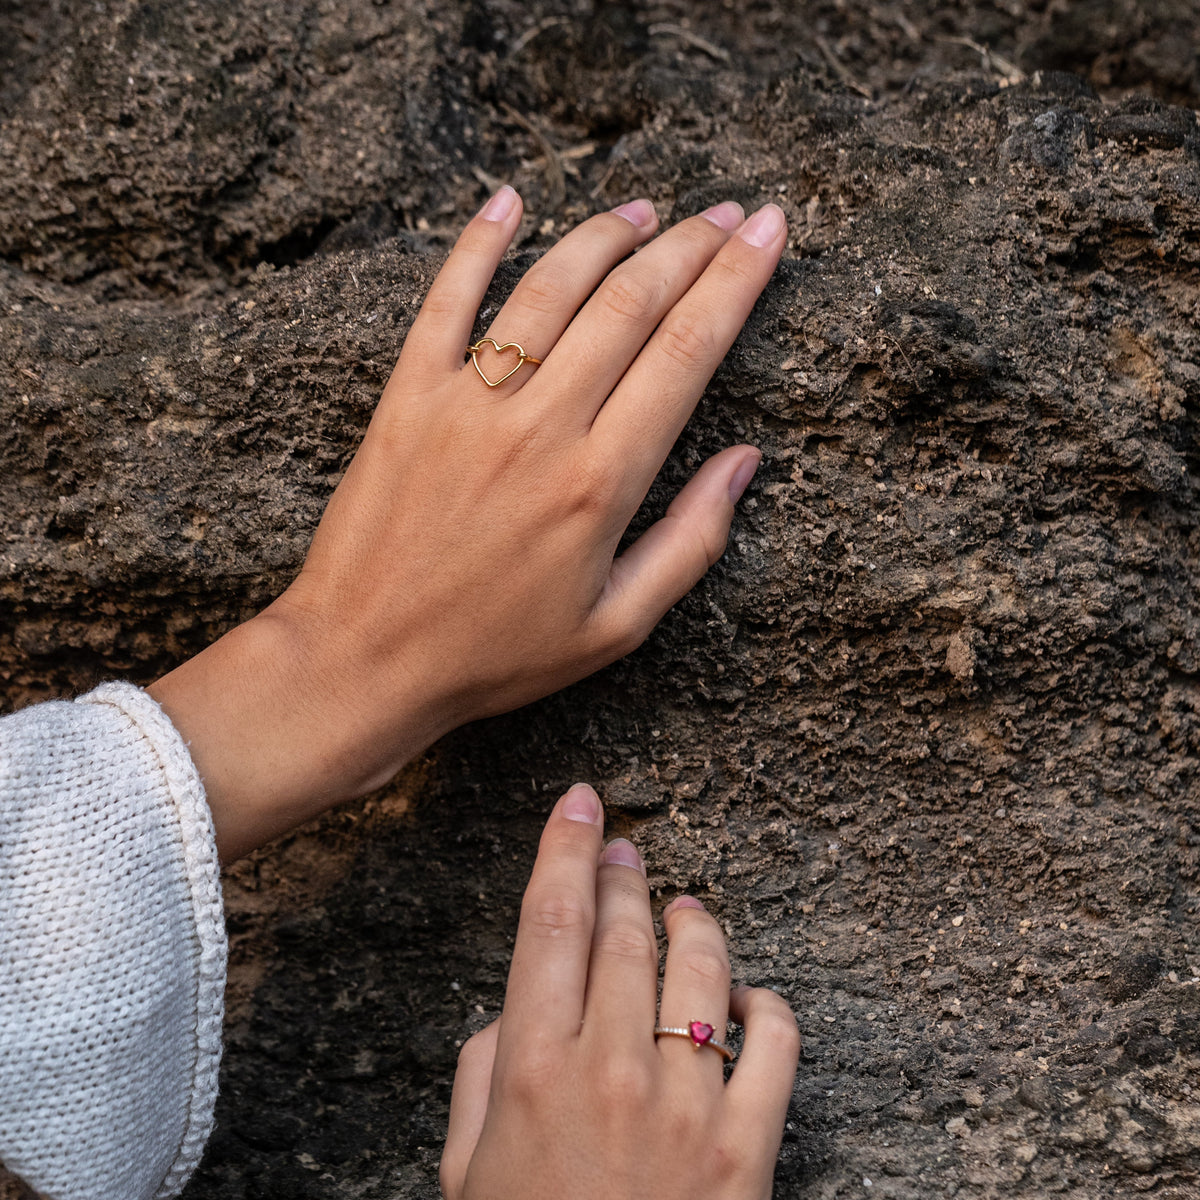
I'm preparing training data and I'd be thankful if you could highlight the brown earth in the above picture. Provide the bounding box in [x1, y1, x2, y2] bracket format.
[2, 1, 1200, 1197]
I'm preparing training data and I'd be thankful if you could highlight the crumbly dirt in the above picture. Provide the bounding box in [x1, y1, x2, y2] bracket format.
[2, 2, 1199, 1198]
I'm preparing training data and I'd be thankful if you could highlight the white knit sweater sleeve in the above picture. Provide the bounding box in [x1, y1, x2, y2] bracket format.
[0, 682, 226, 1200]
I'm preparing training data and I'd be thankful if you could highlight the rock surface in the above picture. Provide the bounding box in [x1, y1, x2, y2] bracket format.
[2, 1, 1199, 1197]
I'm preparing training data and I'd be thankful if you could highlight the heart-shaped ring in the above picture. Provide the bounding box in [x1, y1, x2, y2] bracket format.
[653, 1021, 736, 1062]
[466, 337, 544, 388]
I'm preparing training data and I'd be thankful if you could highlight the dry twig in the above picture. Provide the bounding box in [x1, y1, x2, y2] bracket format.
[507, 16, 569, 59]
[814, 35, 873, 99]
[648, 22, 730, 63]
[500, 102, 566, 208]
[938, 35, 1025, 85]
[470, 163, 505, 195]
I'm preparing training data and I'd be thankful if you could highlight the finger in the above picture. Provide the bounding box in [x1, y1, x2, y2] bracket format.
[590, 445, 760, 653]
[396, 185, 525, 378]
[496, 783, 604, 1056]
[534, 203, 746, 425]
[591, 203, 787, 485]
[469, 200, 660, 396]
[724, 986, 801, 1160]
[655, 897, 733, 1076]
[582, 839, 658, 1052]
[440, 1019, 501, 1199]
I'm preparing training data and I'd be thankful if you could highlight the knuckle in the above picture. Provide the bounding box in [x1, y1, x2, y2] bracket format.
[599, 272, 660, 323]
[662, 1095, 713, 1145]
[713, 244, 765, 287]
[759, 1002, 803, 1058]
[581, 606, 652, 673]
[522, 886, 592, 941]
[456, 221, 500, 258]
[516, 261, 575, 316]
[667, 510, 726, 571]
[503, 1044, 561, 1107]
[595, 921, 658, 968]
[679, 214, 728, 250]
[661, 1105, 742, 1178]
[605, 617, 652, 663]
[419, 284, 463, 324]
[704, 1137, 747, 1184]
[663, 1100, 698, 1144]
[656, 318, 714, 370]
[495, 408, 550, 463]
[678, 942, 731, 991]
[561, 452, 621, 519]
[697, 522, 729, 567]
[578, 457, 619, 506]
[593, 1055, 655, 1109]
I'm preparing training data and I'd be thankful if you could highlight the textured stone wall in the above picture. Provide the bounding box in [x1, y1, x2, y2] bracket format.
[2, 2, 1199, 1196]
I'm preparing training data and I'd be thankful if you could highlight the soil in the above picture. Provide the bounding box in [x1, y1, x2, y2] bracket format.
[2, 1, 1200, 1197]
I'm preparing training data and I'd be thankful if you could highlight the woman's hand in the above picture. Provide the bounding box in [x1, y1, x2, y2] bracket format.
[440, 783, 800, 1199]
[150, 190, 787, 859]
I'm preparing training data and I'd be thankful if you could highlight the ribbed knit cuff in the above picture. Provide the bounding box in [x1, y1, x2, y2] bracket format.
[79, 683, 226, 1198]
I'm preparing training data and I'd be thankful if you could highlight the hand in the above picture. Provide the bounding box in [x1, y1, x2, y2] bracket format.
[150, 190, 788, 859]
[440, 783, 800, 1200]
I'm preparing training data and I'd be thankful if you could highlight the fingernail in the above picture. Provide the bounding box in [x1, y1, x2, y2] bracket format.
[601, 838, 645, 875]
[479, 185, 519, 222]
[738, 203, 786, 248]
[700, 200, 744, 231]
[729, 450, 762, 502]
[563, 783, 601, 824]
[663, 895, 707, 918]
[611, 198, 656, 228]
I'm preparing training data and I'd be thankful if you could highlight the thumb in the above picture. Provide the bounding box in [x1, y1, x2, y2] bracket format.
[595, 445, 760, 647]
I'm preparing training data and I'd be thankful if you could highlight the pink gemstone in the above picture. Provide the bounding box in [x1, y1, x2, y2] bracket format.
[689, 1021, 715, 1046]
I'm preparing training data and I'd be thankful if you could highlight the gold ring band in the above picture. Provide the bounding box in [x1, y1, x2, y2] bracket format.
[654, 1021, 736, 1062]
[466, 338, 543, 388]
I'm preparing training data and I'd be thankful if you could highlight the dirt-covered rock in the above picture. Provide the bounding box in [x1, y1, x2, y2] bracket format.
[2, 2, 1199, 1197]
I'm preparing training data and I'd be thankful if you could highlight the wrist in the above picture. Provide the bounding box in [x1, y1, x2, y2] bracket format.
[149, 604, 446, 862]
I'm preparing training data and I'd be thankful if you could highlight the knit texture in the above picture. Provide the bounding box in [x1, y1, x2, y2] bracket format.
[0, 683, 226, 1200]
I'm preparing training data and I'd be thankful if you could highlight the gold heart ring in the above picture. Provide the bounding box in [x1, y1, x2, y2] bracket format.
[465, 338, 543, 388]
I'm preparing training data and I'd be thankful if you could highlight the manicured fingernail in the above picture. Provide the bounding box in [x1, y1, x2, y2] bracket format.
[611, 198, 656, 228]
[729, 451, 762, 502]
[601, 838, 645, 875]
[664, 896, 707, 918]
[563, 783, 601, 824]
[479, 185, 519, 222]
[739, 203, 785, 248]
[700, 200, 744, 231]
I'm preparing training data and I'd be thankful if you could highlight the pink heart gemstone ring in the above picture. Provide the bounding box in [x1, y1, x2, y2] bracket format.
[654, 1020, 736, 1062]
[465, 337, 544, 388]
